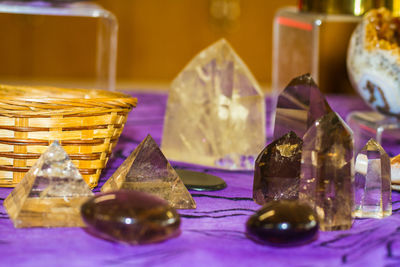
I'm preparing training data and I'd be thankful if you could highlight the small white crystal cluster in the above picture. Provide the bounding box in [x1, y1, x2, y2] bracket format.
[33, 141, 93, 198]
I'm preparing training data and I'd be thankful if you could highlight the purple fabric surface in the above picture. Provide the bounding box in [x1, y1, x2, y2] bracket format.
[0, 92, 399, 267]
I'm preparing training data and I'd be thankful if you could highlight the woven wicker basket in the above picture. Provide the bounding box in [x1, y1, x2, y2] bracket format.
[0, 84, 137, 189]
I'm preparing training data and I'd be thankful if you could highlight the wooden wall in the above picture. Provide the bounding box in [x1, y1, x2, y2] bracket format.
[0, 0, 296, 90]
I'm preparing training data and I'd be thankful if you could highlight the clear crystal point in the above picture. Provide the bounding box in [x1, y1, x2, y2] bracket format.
[101, 135, 196, 209]
[3, 141, 94, 228]
[274, 74, 332, 140]
[300, 112, 354, 231]
[253, 131, 303, 205]
[161, 39, 266, 170]
[354, 139, 392, 218]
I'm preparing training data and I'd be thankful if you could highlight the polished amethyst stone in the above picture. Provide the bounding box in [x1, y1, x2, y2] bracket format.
[81, 190, 181, 245]
[246, 200, 318, 246]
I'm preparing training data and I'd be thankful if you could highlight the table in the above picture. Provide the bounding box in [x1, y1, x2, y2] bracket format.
[1, 92, 399, 266]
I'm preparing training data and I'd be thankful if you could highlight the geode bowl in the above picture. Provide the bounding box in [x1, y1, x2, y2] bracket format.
[347, 8, 400, 117]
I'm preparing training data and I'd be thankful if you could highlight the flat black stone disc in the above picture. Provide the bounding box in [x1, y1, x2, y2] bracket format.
[175, 169, 227, 191]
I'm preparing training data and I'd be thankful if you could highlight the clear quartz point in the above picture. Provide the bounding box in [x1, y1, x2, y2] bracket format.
[354, 138, 392, 218]
[300, 112, 354, 231]
[161, 39, 266, 170]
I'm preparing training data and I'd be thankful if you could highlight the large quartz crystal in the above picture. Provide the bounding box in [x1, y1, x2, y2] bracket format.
[354, 139, 391, 218]
[300, 112, 354, 231]
[273, 74, 332, 140]
[4, 141, 94, 228]
[101, 135, 196, 209]
[253, 131, 302, 205]
[161, 39, 266, 170]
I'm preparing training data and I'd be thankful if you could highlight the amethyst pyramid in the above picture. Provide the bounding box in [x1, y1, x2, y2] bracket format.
[253, 131, 303, 205]
[299, 112, 354, 231]
[101, 135, 196, 209]
[273, 74, 332, 139]
[354, 139, 391, 218]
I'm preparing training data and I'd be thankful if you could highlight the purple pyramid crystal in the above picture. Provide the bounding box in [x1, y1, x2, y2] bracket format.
[101, 135, 196, 209]
[273, 74, 332, 140]
[253, 131, 303, 205]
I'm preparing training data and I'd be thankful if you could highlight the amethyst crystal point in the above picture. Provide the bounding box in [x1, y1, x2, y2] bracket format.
[253, 131, 303, 205]
[246, 200, 318, 246]
[81, 190, 181, 245]
[300, 112, 354, 231]
[101, 134, 196, 209]
[354, 139, 392, 218]
[273, 74, 332, 140]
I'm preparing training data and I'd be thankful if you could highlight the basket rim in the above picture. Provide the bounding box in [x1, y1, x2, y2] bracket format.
[0, 84, 137, 116]
[0, 84, 135, 102]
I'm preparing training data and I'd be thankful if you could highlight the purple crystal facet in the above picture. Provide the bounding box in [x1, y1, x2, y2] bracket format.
[274, 74, 332, 140]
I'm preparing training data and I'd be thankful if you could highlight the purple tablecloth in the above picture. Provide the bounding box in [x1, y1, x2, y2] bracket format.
[1, 92, 399, 267]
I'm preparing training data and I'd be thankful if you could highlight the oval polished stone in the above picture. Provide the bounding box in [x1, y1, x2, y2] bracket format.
[246, 200, 318, 246]
[81, 190, 181, 244]
[176, 169, 227, 191]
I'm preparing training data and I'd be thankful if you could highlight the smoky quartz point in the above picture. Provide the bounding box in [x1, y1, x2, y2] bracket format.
[81, 190, 181, 245]
[253, 131, 303, 205]
[274, 74, 332, 140]
[300, 112, 354, 231]
[354, 139, 392, 218]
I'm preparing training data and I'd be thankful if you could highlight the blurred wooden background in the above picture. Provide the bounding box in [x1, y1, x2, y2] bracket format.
[0, 0, 296, 90]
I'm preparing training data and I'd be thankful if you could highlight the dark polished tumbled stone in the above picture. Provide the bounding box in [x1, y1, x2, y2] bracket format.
[81, 190, 181, 245]
[246, 200, 318, 246]
[176, 169, 227, 191]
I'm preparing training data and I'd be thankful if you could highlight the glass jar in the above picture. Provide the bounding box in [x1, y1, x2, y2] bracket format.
[0, 0, 117, 90]
[270, 0, 380, 136]
[271, 0, 378, 96]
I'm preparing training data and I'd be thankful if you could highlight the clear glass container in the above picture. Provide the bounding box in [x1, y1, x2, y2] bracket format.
[347, 111, 400, 157]
[270, 7, 361, 135]
[272, 7, 360, 96]
[0, 0, 117, 90]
